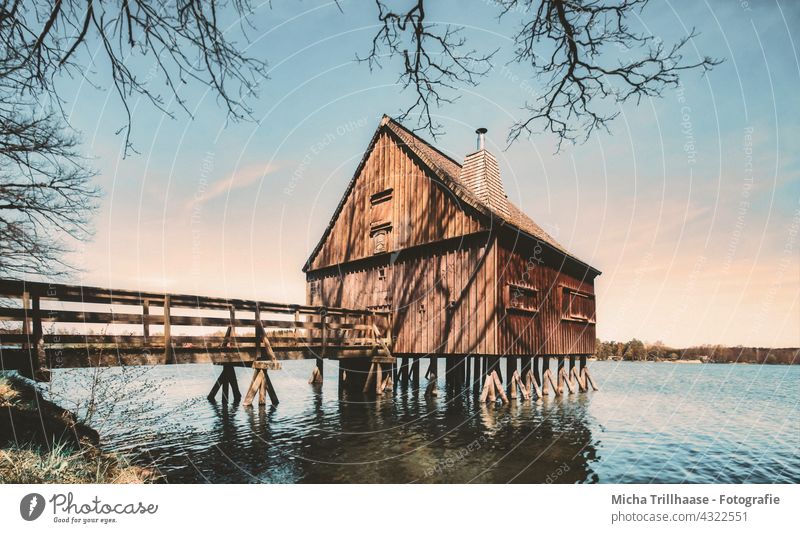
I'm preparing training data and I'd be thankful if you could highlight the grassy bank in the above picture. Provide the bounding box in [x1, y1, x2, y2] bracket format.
[0, 374, 157, 483]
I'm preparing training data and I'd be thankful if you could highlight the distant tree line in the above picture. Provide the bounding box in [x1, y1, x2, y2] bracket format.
[594, 339, 799, 365]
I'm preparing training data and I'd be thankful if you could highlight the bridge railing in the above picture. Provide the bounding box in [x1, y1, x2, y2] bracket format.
[0, 279, 391, 379]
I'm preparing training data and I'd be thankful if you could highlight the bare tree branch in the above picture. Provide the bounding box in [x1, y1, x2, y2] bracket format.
[362, 0, 721, 148]
[359, 0, 497, 137]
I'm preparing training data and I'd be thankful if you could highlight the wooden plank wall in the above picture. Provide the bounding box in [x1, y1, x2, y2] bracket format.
[308, 130, 484, 270]
[307, 238, 497, 356]
[496, 240, 596, 355]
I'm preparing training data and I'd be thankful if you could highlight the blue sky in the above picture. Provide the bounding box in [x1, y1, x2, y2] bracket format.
[55, 0, 798, 347]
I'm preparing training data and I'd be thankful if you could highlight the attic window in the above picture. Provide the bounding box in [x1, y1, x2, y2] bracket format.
[370, 188, 393, 227]
[561, 287, 595, 323]
[505, 283, 539, 313]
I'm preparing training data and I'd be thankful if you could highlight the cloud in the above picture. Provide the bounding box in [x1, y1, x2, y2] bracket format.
[188, 162, 279, 209]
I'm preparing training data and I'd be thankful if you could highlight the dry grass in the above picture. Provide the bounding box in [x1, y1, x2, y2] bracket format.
[0, 377, 19, 407]
[1, 374, 159, 484]
[0, 441, 158, 484]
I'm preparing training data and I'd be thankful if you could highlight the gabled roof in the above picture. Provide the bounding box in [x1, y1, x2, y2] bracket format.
[304, 115, 600, 276]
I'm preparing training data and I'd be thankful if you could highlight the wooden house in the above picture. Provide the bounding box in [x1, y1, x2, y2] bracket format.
[304, 116, 600, 392]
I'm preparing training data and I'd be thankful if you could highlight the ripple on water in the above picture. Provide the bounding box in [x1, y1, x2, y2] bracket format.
[43, 360, 800, 483]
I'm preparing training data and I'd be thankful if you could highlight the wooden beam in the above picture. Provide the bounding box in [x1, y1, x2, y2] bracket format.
[163, 295, 172, 364]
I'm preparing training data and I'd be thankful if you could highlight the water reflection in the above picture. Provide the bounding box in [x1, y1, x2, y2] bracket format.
[43, 360, 800, 484]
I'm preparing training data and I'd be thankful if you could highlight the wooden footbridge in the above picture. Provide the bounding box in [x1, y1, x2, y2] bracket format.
[0, 279, 394, 405]
[0, 279, 596, 407]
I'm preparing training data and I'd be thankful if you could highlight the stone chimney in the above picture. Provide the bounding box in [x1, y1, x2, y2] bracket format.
[459, 128, 510, 219]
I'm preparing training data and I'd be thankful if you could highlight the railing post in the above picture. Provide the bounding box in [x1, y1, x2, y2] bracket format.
[31, 295, 45, 373]
[321, 309, 327, 358]
[163, 295, 172, 363]
[142, 299, 150, 343]
[254, 303, 262, 355]
[229, 305, 236, 346]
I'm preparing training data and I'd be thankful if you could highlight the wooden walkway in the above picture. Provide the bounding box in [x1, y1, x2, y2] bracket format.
[0, 279, 393, 387]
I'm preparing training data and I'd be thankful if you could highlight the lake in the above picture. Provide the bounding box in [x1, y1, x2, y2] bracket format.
[45, 360, 799, 483]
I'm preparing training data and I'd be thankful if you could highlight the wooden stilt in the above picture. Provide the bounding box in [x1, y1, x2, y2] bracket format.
[506, 356, 517, 397]
[541, 355, 550, 395]
[568, 355, 576, 391]
[556, 357, 565, 394]
[411, 357, 420, 388]
[559, 364, 576, 394]
[472, 355, 481, 394]
[399, 357, 409, 384]
[525, 369, 542, 399]
[533, 355, 542, 392]
[425, 356, 438, 398]
[208, 364, 241, 402]
[480, 373, 495, 403]
[309, 357, 324, 384]
[584, 366, 599, 391]
[571, 366, 587, 392]
[464, 355, 471, 387]
[243, 361, 280, 406]
[491, 371, 509, 404]
[363, 361, 377, 393]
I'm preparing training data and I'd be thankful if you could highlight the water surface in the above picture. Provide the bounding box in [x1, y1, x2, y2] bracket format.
[46, 360, 800, 483]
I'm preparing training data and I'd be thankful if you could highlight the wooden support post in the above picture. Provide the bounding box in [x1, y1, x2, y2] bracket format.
[243, 362, 280, 406]
[559, 364, 576, 394]
[568, 355, 576, 391]
[142, 299, 150, 343]
[375, 363, 383, 395]
[583, 359, 599, 391]
[321, 310, 327, 359]
[31, 295, 47, 378]
[399, 357, 409, 384]
[506, 357, 517, 397]
[363, 362, 374, 393]
[557, 357, 565, 394]
[411, 357, 420, 388]
[533, 355, 542, 392]
[520, 357, 532, 385]
[424, 356, 438, 398]
[492, 371, 509, 404]
[464, 355, 471, 387]
[163, 295, 172, 364]
[309, 357, 324, 384]
[208, 365, 241, 403]
[472, 355, 481, 394]
[480, 373, 495, 403]
[541, 355, 550, 395]
[525, 368, 543, 399]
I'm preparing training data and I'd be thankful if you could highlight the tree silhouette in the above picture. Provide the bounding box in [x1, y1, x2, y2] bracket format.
[363, 0, 721, 148]
[0, 0, 267, 276]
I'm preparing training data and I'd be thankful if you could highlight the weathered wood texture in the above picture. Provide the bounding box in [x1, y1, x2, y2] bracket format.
[0, 279, 390, 376]
[307, 129, 485, 271]
[496, 235, 597, 355]
[305, 119, 599, 358]
[307, 233, 497, 356]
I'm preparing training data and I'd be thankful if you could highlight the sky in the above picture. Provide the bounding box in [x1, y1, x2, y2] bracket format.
[51, 0, 799, 348]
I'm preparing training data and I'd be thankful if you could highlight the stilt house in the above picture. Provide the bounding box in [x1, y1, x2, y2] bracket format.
[304, 116, 600, 361]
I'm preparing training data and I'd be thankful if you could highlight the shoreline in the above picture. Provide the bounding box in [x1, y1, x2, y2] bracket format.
[0, 373, 157, 483]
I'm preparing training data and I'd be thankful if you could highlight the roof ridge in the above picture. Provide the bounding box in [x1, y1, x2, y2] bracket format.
[382, 116, 464, 169]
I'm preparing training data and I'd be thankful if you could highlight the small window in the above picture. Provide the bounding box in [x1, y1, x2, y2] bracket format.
[505, 283, 539, 313]
[370, 221, 392, 254]
[562, 287, 595, 322]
